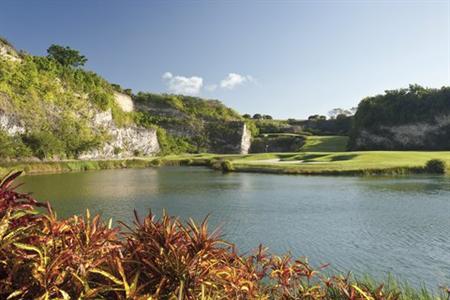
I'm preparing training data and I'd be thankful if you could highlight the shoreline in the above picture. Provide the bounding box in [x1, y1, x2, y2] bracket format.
[1, 151, 449, 177]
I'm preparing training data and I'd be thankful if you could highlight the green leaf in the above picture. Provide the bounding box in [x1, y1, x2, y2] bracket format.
[13, 242, 44, 265]
[90, 268, 123, 286]
[7, 290, 23, 300]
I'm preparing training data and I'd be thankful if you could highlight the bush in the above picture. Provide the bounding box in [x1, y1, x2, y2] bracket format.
[425, 159, 447, 174]
[221, 160, 234, 172]
[22, 131, 65, 160]
[0, 131, 32, 159]
[150, 158, 162, 167]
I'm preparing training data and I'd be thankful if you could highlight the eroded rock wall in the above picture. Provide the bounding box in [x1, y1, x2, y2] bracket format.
[351, 115, 450, 150]
[80, 109, 160, 159]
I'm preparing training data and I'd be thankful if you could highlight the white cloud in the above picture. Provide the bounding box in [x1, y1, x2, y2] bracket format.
[162, 72, 203, 95]
[162, 72, 173, 80]
[162, 72, 256, 95]
[220, 73, 255, 90]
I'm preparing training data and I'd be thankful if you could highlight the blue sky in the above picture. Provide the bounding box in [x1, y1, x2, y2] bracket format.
[1, 0, 449, 119]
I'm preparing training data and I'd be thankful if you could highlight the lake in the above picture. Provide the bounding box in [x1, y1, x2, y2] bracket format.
[18, 166, 450, 289]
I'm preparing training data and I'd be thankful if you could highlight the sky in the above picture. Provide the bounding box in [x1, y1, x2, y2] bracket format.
[1, 0, 449, 119]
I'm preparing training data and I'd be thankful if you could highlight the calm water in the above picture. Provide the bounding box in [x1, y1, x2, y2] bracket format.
[18, 167, 450, 289]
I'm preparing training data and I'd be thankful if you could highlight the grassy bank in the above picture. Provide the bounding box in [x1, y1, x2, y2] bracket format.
[2, 150, 450, 177]
[0, 158, 160, 176]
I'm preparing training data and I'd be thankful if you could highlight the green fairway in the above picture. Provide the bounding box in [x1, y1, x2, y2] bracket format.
[300, 135, 349, 152]
[225, 151, 450, 175]
[158, 150, 450, 175]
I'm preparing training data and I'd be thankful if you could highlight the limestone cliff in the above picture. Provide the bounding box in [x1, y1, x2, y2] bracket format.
[351, 115, 450, 150]
[79, 109, 159, 159]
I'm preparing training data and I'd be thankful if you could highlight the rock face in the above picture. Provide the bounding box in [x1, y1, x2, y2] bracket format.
[351, 115, 450, 150]
[0, 41, 21, 62]
[0, 111, 25, 135]
[239, 123, 252, 154]
[79, 109, 160, 159]
[114, 92, 134, 112]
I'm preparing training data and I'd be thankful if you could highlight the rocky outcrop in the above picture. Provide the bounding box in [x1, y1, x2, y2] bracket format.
[80, 109, 160, 159]
[351, 115, 450, 150]
[0, 41, 21, 62]
[0, 111, 25, 135]
[240, 123, 252, 154]
[114, 92, 134, 112]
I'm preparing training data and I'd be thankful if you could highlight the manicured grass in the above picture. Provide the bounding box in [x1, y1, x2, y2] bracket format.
[224, 151, 450, 175]
[301, 135, 349, 152]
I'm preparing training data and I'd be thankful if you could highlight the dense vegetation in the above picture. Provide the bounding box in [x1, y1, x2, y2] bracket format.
[349, 85, 450, 150]
[353, 85, 450, 128]
[1, 171, 448, 299]
[133, 92, 254, 154]
[47, 44, 88, 67]
[0, 41, 132, 160]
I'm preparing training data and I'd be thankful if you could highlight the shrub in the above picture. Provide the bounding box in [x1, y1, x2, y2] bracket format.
[221, 160, 234, 172]
[113, 147, 122, 155]
[0, 131, 32, 159]
[133, 149, 143, 157]
[150, 158, 162, 167]
[22, 131, 65, 160]
[425, 159, 447, 174]
[208, 158, 222, 170]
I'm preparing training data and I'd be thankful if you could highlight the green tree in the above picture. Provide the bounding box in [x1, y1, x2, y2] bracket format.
[47, 44, 87, 67]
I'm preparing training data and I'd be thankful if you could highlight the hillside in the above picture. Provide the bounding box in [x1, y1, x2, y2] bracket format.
[132, 92, 252, 154]
[348, 85, 450, 150]
[0, 38, 252, 161]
